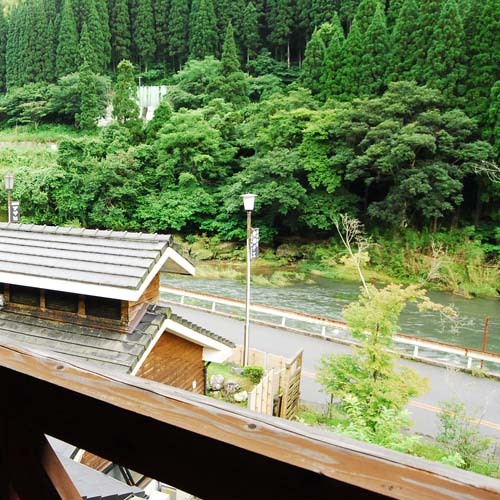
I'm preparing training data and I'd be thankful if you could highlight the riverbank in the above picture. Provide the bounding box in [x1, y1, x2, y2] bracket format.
[174, 232, 500, 300]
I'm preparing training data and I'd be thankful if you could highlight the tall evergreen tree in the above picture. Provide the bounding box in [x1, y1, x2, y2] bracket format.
[311, 0, 337, 30]
[412, 0, 441, 81]
[242, 2, 260, 65]
[24, 0, 51, 83]
[168, 0, 190, 70]
[6, 5, 25, 87]
[300, 25, 328, 96]
[79, 21, 98, 72]
[388, 0, 419, 82]
[153, 0, 170, 62]
[213, 0, 232, 49]
[56, 0, 79, 77]
[267, 0, 294, 66]
[464, 0, 500, 132]
[320, 12, 345, 100]
[218, 22, 249, 106]
[359, 2, 389, 96]
[353, 0, 383, 34]
[386, 0, 404, 27]
[94, 0, 111, 69]
[189, 0, 218, 60]
[83, 0, 107, 73]
[487, 81, 499, 157]
[42, 0, 57, 81]
[76, 59, 100, 129]
[109, 0, 131, 68]
[336, 17, 364, 99]
[112, 59, 139, 123]
[227, 0, 246, 50]
[424, 0, 466, 105]
[0, 2, 8, 92]
[339, 0, 360, 31]
[133, 0, 156, 70]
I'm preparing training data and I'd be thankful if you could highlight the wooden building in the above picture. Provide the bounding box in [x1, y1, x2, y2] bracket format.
[0, 223, 235, 392]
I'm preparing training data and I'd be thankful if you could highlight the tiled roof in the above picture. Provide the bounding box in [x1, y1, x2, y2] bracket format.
[0, 304, 234, 374]
[0, 223, 193, 300]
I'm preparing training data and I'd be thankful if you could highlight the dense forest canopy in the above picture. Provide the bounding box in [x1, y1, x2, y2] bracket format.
[0, 0, 498, 253]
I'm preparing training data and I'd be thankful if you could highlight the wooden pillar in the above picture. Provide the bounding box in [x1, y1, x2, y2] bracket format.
[0, 373, 81, 499]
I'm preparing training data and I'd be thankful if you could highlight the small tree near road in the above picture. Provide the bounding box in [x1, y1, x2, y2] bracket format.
[316, 214, 457, 444]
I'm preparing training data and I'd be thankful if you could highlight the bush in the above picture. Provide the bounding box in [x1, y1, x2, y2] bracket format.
[243, 365, 264, 384]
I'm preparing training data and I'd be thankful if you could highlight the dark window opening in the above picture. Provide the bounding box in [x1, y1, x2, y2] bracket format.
[10, 285, 40, 307]
[45, 290, 79, 313]
[86, 296, 122, 320]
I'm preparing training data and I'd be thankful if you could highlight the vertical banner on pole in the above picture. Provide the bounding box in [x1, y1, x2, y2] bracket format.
[250, 228, 259, 260]
[10, 201, 20, 222]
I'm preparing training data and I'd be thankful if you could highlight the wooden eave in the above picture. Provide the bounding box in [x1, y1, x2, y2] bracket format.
[1, 340, 499, 500]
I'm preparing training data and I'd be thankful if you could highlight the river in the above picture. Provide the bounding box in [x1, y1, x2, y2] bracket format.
[161, 269, 500, 355]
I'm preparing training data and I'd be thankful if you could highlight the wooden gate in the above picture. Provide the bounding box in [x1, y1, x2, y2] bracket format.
[228, 347, 303, 419]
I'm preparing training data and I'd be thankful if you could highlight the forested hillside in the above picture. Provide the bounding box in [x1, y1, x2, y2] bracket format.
[0, 0, 498, 269]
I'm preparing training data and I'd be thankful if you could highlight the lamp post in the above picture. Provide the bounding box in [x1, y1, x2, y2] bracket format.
[4, 173, 14, 223]
[241, 193, 256, 367]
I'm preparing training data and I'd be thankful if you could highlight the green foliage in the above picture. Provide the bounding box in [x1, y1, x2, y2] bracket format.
[189, 0, 218, 60]
[0, 82, 53, 127]
[133, 0, 156, 70]
[112, 59, 139, 123]
[56, 0, 79, 78]
[167, 0, 190, 70]
[109, 0, 131, 67]
[424, 0, 466, 104]
[437, 398, 497, 471]
[168, 56, 222, 110]
[242, 365, 264, 384]
[300, 24, 329, 96]
[217, 22, 250, 107]
[317, 281, 435, 431]
[334, 394, 421, 453]
[76, 62, 101, 130]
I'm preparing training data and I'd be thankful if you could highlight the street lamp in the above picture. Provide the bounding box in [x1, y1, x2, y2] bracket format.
[4, 173, 14, 223]
[242, 193, 256, 367]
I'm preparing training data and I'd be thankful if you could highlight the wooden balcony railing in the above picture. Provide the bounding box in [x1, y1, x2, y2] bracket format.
[1, 339, 499, 499]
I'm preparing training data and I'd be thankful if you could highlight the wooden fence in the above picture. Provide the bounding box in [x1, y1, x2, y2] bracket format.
[227, 346, 303, 419]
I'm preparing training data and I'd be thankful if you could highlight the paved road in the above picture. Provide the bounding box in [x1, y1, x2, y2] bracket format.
[168, 303, 500, 445]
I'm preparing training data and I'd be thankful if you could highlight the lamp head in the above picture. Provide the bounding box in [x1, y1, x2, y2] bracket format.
[4, 172, 14, 191]
[241, 193, 256, 212]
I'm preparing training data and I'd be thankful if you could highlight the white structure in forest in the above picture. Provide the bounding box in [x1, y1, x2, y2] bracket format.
[99, 85, 168, 126]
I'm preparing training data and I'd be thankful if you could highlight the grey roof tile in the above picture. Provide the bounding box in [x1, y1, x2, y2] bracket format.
[0, 223, 174, 297]
[0, 305, 234, 374]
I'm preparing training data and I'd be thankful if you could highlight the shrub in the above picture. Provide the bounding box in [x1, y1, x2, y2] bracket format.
[243, 365, 264, 384]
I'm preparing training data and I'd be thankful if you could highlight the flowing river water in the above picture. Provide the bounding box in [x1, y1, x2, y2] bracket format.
[162, 268, 500, 355]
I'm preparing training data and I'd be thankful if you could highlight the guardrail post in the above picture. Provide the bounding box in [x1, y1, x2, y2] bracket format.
[413, 345, 419, 357]
[211, 302, 216, 312]
[321, 326, 326, 337]
[467, 357, 473, 370]
[281, 317, 286, 327]
[180, 295, 185, 305]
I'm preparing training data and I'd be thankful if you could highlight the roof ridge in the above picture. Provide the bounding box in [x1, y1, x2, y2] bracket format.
[0, 223, 172, 243]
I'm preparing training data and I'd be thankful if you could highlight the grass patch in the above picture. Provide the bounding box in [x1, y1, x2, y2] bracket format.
[0, 124, 93, 143]
[206, 362, 262, 407]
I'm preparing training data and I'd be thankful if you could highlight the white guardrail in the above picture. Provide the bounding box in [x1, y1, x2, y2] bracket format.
[159, 286, 500, 375]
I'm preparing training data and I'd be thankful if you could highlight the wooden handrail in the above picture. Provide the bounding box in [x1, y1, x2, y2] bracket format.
[1, 340, 499, 499]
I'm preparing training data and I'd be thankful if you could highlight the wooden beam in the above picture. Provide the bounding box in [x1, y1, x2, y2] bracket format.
[0, 341, 499, 500]
[0, 408, 81, 499]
